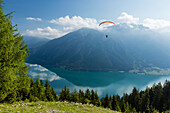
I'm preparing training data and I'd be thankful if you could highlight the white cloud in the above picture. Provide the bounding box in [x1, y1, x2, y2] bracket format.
[28, 63, 62, 82]
[63, 27, 74, 31]
[49, 16, 102, 31]
[23, 14, 170, 39]
[26, 17, 42, 21]
[143, 18, 170, 30]
[28, 63, 48, 71]
[28, 64, 38, 67]
[23, 16, 105, 39]
[117, 12, 139, 24]
[34, 66, 48, 72]
[28, 71, 48, 77]
[48, 76, 61, 81]
[28, 71, 61, 81]
[117, 12, 170, 32]
[23, 26, 68, 39]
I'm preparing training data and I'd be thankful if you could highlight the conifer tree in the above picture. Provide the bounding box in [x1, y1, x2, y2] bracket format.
[65, 85, 70, 101]
[0, 0, 29, 103]
[59, 85, 70, 101]
[152, 82, 163, 111]
[131, 87, 141, 111]
[29, 78, 38, 101]
[45, 79, 54, 101]
[90, 89, 95, 104]
[51, 88, 58, 101]
[141, 88, 150, 113]
[132, 107, 137, 113]
[162, 80, 170, 111]
[94, 91, 101, 106]
[101, 97, 105, 107]
[85, 88, 91, 100]
[70, 92, 74, 102]
[111, 95, 116, 110]
[124, 102, 131, 113]
[59, 89, 64, 101]
[111, 95, 119, 110]
[120, 98, 126, 112]
[73, 89, 79, 102]
[115, 94, 121, 108]
[78, 89, 85, 103]
[36, 77, 45, 100]
[70, 89, 78, 102]
[104, 93, 109, 108]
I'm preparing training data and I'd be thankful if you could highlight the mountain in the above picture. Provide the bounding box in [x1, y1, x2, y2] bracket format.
[28, 28, 133, 72]
[27, 27, 170, 72]
[23, 36, 50, 48]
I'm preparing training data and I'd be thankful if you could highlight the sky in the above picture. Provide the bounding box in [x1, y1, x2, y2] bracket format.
[4, 0, 170, 39]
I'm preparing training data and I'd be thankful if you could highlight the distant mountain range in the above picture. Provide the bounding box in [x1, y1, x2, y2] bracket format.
[23, 36, 49, 48]
[27, 26, 170, 72]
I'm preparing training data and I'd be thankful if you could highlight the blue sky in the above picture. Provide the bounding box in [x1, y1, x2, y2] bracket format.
[4, 0, 170, 39]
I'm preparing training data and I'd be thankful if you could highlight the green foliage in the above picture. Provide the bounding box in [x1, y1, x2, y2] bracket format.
[103, 93, 109, 108]
[152, 82, 163, 111]
[45, 79, 54, 101]
[111, 95, 117, 110]
[124, 102, 130, 113]
[78, 89, 85, 103]
[70, 89, 79, 102]
[111, 95, 121, 112]
[162, 80, 170, 111]
[0, 0, 29, 103]
[29, 78, 38, 99]
[90, 89, 95, 104]
[0, 0, 59, 104]
[132, 107, 137, 113]
[59, 85, 70, 101]
[94, 91, 101, 106]
[85, 88, 91, 100]
[129, 87, 140, 111]
[36, 77, 45, 101]
[51, 88, 59, 101]
[141, 88, 150, 113]
[27, 77, 58, 102]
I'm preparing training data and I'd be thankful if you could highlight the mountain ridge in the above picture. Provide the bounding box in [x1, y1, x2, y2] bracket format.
[23, 36, 50, 48]
[28, 28, 133, 72]
[27, 27, 170, 72]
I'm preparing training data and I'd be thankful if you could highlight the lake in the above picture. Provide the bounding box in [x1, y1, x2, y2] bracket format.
[27, 63, 170, 98]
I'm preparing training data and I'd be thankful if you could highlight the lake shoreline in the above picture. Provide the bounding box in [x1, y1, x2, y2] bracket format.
[39, 64, 170, 76]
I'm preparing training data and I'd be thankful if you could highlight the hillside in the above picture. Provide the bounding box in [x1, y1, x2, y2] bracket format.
[28, 27, 170, 72]
[28, 28, 133, 72]
[0, 101, 118, 113]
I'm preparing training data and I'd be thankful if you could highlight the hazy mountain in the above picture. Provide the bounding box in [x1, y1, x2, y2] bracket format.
[27, 26, 170, 72]
[109, 24, 170, 69]
[28, 28, 133, 71]
[23, 36, 50, 48]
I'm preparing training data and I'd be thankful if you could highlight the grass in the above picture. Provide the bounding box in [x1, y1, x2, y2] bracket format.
[0, 101, 119, 113]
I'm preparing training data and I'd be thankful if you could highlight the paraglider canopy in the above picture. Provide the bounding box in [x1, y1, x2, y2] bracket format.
[99, 21, 116, 26]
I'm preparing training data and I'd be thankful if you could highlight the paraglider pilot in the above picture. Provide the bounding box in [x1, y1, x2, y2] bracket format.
[99, 21, 116, 38]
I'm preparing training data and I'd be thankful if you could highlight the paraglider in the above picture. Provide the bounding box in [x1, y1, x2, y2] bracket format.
[99, 21, 116, 38]
[99, 21, 116, 26]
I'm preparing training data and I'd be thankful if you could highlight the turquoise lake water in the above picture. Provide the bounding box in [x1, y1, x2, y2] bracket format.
[27, 63, 170, 98]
